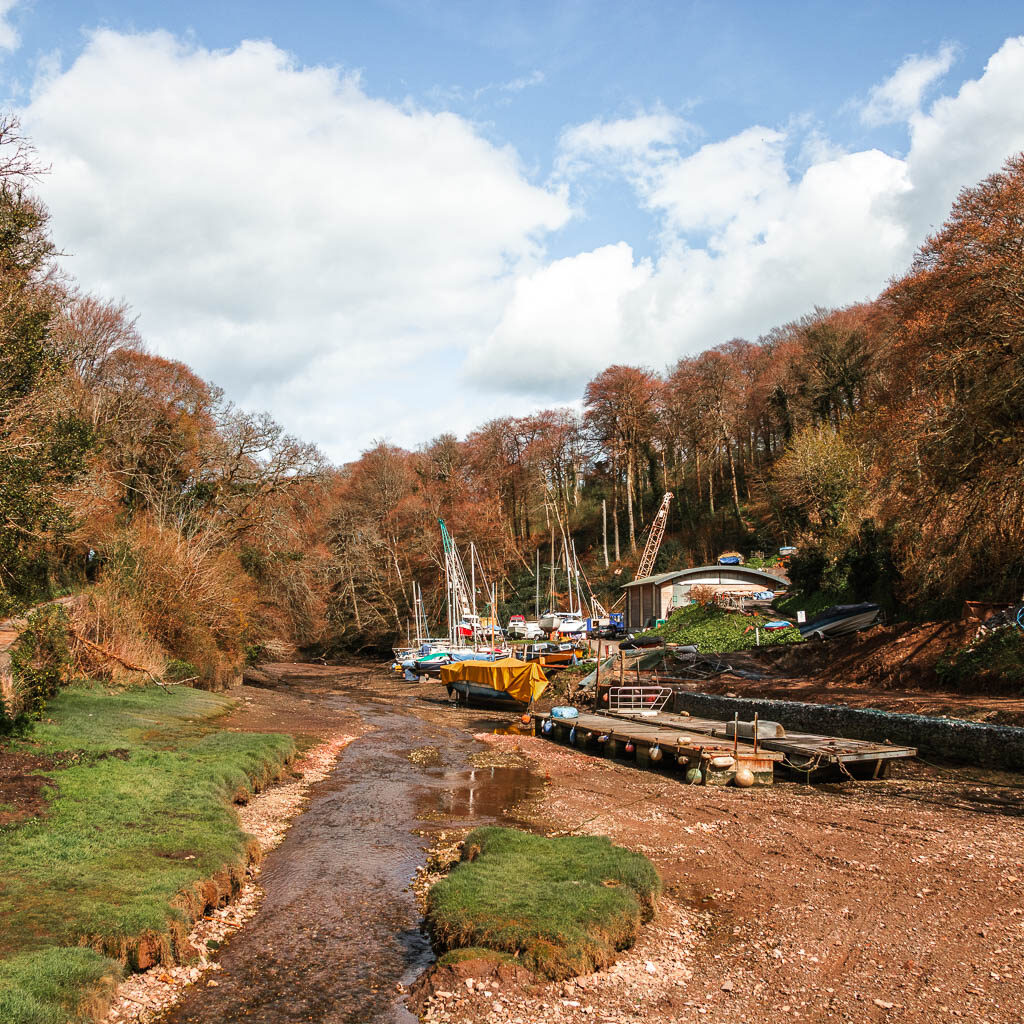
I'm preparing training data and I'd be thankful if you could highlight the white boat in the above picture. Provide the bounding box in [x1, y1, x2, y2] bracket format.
[538, 611, 562, 633]
[507, 617, 545, 640]
[556, 613, 587, 636]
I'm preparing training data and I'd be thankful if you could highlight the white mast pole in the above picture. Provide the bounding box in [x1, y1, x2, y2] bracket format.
[470, 541, 477, 620]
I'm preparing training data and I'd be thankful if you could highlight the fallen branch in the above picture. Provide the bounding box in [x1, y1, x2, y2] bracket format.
[70, 627, 170, 693]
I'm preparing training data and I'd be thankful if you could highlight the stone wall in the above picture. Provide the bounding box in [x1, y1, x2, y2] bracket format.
[670, 691, 1024, 771]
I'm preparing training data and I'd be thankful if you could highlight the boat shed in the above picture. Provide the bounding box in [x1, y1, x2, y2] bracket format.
[622, 565, 790, 630]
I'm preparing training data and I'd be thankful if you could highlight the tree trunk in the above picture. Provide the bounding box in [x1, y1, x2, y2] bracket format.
[626, 450, 637, 552]
[725, 439, 742, 522]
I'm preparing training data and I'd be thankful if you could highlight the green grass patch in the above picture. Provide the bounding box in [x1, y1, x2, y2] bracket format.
[426, 827, 661, 979]
[936, 627, 1024, 692]
[635, 603, 803, 653]
[0, 948, 121, 1024]
[0, 683, 294, 1011]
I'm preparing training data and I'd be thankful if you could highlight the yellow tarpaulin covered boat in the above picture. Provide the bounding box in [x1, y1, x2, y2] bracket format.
[441, 657, 549, 707]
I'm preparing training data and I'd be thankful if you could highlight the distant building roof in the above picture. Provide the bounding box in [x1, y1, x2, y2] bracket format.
[622, 565, 789, 589]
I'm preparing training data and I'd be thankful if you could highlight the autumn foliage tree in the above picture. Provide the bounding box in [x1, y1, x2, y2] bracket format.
[4, 112, 1024, 661]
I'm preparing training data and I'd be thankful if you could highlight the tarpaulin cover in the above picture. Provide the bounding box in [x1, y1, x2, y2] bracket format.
[440, 657, 549, 704]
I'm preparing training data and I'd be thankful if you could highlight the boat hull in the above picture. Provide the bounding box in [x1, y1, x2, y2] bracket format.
[798, 603, 880, 639]
[446, 681, 527, 709]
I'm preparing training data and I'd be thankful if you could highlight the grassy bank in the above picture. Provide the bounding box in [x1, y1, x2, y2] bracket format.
[635, 603, 803, 652]
[426, 827, 660, 979]
[0, 684, 294, 1023]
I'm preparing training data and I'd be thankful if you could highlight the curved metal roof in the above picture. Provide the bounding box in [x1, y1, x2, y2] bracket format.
[623, 564, 789, 589]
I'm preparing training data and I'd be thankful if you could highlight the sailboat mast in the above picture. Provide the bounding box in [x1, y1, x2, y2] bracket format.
[535, 547, 540, 619]
[470, 542, 476, 619]
[549, 525, 555, 610]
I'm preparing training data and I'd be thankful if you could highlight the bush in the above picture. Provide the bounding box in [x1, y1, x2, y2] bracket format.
[163, 659, 199, 683]
[9, 606, 71, 719]
[426, 827, 660, 979]
[637, 603, 803, 652]
[935, 626, 1024, 692]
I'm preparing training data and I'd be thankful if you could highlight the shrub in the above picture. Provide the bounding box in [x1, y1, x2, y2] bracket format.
[637, 603, 803, 652]
[9, 605, 72, 719]
[935, 626, 1024, 692]
[163, 659, 199, 683]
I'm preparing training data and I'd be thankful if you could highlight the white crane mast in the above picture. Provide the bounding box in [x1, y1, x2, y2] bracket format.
[635, 492, 674, 580]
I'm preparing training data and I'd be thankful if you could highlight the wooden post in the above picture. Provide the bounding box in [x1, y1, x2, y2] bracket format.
[619, 650, 625, 685]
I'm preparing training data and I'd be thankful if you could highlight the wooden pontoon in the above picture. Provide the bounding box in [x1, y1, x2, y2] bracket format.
[532, 710, 781, 786]
[602, 709, 917, 779]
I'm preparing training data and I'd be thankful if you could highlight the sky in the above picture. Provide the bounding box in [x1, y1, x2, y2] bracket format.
[3, 1, 1024, 462]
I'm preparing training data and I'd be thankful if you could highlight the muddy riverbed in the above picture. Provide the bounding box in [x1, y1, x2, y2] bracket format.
[166, 663, 1024, 1024]
[161, 676, 542, 1024]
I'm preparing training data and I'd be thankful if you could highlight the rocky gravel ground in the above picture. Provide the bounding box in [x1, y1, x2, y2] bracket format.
[412, 730, 1024, 1024]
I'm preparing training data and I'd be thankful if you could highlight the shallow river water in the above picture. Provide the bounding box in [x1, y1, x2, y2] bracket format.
[159, 692, 541, 1024]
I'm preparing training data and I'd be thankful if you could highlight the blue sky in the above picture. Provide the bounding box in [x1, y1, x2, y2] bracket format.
[4, 2, 1024, 460]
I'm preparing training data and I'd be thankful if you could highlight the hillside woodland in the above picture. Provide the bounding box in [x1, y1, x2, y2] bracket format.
[1, 114, 1022, 715]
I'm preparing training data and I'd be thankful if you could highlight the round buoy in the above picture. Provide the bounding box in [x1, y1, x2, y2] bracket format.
[521, 713, 532, 725]
[624, 742, 635, 754]
[542, 719, 553, 735]
[598, 734, 609, 744]
[676, 752, 689, 765]
[569, 726, 577, 745]
[733, 768, 755, 788]
[649, 744, 663, 762]
[685, 767, 703, 785]
[601, 692, 609, 702]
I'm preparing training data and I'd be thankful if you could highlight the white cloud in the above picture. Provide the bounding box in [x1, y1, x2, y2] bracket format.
[22, 30, 569, 459]
[502, 70, 544, 93]
[22, 27, 1024, 454]
[556, 109, 692, 183]
[464, 243, 652, 395]
[902, 36, 1024, 237]
[468, 36, 1024, 394]
[0, 0, 22, 51]
[860, 44, 957, 126]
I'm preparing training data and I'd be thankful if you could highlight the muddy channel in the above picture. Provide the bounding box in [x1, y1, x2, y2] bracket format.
[160, 690, 541, 1024]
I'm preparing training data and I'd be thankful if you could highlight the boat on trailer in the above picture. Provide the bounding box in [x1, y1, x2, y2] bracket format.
[797, 602, 880, 640]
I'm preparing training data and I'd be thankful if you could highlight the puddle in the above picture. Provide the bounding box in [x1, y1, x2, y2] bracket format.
[158, 695, 542, 1024]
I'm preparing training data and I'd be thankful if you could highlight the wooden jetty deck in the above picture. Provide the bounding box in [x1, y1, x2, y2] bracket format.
[602, 709, 917, 779]
[532, 711, 781, 786]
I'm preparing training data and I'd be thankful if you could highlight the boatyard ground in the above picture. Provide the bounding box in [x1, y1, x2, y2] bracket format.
[274, 663, 1024, 1024]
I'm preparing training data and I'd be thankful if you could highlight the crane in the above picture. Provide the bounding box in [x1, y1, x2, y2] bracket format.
[635, 492, 673, 580]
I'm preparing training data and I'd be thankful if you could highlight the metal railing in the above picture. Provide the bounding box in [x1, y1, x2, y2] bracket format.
[607, 685, 673, 715]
